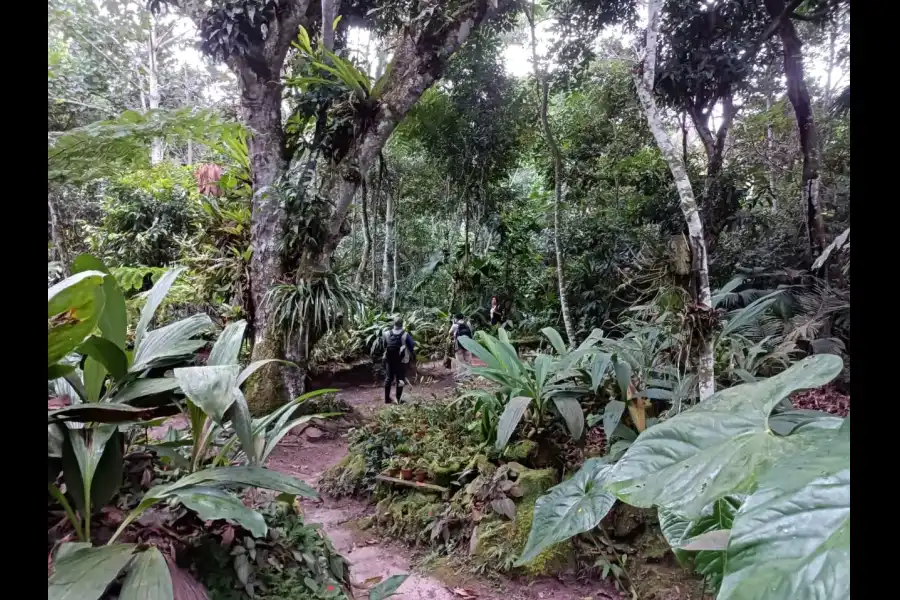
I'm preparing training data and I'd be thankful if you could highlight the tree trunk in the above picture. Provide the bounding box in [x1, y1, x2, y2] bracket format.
[391, 227, 399, 313]
[355, 179, 371, 288]
[635, 0, 715, 400]
[48, 190, 70, 274]
[528, 1, 576, 347]
[381, 182, 394, 305]
[764, 0, 826, 260]
[148, 16, 164, 165]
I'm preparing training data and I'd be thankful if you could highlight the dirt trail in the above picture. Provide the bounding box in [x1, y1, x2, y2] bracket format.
[266, 362, 610, 600]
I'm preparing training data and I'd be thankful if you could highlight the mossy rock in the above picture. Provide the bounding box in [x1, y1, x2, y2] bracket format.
[513, 467, 557, 499]
[503, 439, 538, 461]
[474, 454, 496, 477]
[319, 452, 367, 497]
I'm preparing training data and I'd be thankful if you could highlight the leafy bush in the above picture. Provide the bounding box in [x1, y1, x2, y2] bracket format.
[517, 355, 849, 600]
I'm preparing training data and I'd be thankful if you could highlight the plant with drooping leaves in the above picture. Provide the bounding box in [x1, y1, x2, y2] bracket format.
[516, 355, 849, 600]
[48, 255, 330, 600]
[458, 326, 607, 450]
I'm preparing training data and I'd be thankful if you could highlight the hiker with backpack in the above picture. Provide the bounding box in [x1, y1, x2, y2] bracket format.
[448, 313, 473, 373]
[383, 317, 415, 404]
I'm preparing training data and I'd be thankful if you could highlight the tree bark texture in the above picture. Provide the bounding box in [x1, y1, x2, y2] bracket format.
[148, 15, 164, 165]
[528, 1, 576, 348]
[764, 0, 826, 260]
[354, 180, 371, 288]
[636, 0, 715, 401]
[48, 190, 70, 274]
[381, 183, 395, 304]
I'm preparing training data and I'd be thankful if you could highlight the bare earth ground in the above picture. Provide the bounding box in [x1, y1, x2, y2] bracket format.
[265, 361, 617, 600]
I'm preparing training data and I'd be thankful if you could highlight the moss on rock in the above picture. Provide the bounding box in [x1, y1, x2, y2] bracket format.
[503, 439, 538, 461]
[514, 467, 557, 498]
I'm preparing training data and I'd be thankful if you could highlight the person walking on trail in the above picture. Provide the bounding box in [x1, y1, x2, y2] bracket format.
[449, 313, 473, 373]
[490, 296, 503, 326]
[383, 317, 415, 404]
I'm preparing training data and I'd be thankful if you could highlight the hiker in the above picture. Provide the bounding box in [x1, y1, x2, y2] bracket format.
[383, 317, 415, 404]
[448, 313, 473, 372]
[490, 296, 503, 326]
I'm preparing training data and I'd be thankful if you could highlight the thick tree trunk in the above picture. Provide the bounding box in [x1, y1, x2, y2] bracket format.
[391, 230, 399, 313]
[636, 0, 715, 400]
[764, 0, 826, 260]
[148, 16, 164, 165]
[528, 2, 576, 347]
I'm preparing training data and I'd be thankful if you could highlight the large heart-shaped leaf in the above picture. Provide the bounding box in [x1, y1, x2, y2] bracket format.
[49, 271, 107, 367]
[517, 457, 616, 566]
[718, 426, 849, 600]
[495, 396, 531, 450]
[606, 355, 843, 518]
[173, 487, 266, 537]
[131, 314, 213, 373]
[48, 543, 136, 600]
[207, 320, 247, 366]
[174, 365, 241, 422]
[119, 546, 173, 600]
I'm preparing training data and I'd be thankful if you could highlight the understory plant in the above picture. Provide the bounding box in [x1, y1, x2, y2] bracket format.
[516, 355, 849, 600]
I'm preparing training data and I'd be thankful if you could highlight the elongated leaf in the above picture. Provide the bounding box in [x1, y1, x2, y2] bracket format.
[517, 458, 616, 565]
[768, 409, 842, 436]
[207, 320, 247, 366]
[719, 428, 849, 600]
[119, 547, 173, 600]
[495, 396, 531, 450]
[540, 327, 568, 356]
[681, 529, 730, 551]
[73, 255, 127, 349]
[131, 314, 213, 372]
[552, 396, 584, 440]
[589, 352, 612, 392]
[260, 413, 341, 463]
[174, 365, 241, 422]
[135, 267, 185, 349]
[368, 574, 409, 600]
[458, 335, 505, 372]
[49, 543, 136, 600]
[606, 355, 843, 519]
[236, 359, 298, 388]
[251, 388, 339, 433]
[174, 487, 266, 537]
[49, 271, 106, 366]
[227, 388, 257, 464]
[113, 378, 181, 404]
[61, 426, 123, 517]
[79, 336, 127, 381]
[612, 357, 631, 403]
[83, 357, 107, 403]
[602, 400, 626, 438]
[50, 403, 179, 423]
[49, 363, 76, 380]
[640, 388, 673, 401]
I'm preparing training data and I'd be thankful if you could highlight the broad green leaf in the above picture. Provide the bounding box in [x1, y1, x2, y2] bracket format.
[61, 426, 123, 517]
[589, 352, 612, 392]
[368, 574, 409, 600]
[533, 354, 553, 390]
[207, 320, 247, 366]
[540, 327, 568, 356]
[49, 363, 76, 380]
[130, 314, 213, 372]
[719, 429, 849, 600]
[119, 546, 173, 600]
[78, 336, 128, 381]
[606, 356, 843, 518]
[517, 458, 616, 565]
[49, 271, 106, 366]
[72, 255, 127, 349]
[458, 335, 505, 372]
[552, 396, 584, 440]
[227, 388, 257, 464]
[251, 388, 339, 433]
[49, 543, 136, 600]
[113, 377, 181, 404]
[236, 359, 298, 388]
[174, 365, 241, 422]
[173, 487, 266, 537]
[602, 400, 626, 438]
[768, 409, 842, 436]
[495, 396, 531, 450]
[682, 529, 730, 551]
[135, 267, 185, 349]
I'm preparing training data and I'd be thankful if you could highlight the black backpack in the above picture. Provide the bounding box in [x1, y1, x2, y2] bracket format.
[385, 330, 408, 357]
[455, 322, 472, 341]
